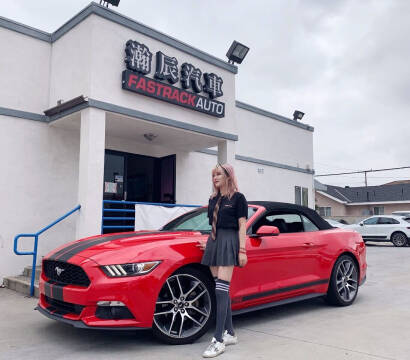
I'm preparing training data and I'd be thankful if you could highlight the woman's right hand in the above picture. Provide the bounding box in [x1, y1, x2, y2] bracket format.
[196, 240, 207, 251]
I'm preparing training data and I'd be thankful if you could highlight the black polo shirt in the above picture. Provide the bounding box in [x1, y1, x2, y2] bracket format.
[208, 192, 248, 230]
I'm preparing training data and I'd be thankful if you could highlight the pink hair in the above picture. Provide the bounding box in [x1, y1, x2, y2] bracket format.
[211, 163, 239, 199]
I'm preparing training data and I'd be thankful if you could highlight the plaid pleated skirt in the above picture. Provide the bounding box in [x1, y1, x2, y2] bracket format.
[201, 228, 239, 267]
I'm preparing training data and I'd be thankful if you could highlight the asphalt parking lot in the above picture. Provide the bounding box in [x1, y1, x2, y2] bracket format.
[1, 244, 410, 360]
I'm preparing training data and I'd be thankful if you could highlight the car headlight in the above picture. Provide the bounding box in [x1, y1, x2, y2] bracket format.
[101, 261, 161, 277]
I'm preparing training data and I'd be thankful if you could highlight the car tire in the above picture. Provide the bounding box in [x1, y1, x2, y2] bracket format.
[325, 255, 359, 306]
[390, 232, 408, 247]
[152, 266, 215, 345]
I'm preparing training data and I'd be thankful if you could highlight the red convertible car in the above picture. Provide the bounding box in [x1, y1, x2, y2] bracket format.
[37, 202, 367, 344]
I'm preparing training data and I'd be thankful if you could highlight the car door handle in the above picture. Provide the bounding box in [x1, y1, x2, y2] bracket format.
[303, 242, 314, 247]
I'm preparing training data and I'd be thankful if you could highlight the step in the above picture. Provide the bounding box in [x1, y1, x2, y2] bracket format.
[3, 275, 39, 298]
[23, 265, 42, 281]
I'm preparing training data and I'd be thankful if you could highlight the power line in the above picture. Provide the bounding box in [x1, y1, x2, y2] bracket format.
[315, 165, 410, 177]
[315, 165, 410, 187]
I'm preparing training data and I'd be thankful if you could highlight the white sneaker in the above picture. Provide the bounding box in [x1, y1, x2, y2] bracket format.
[202, 337, 225, 358]
[223, 330, 238, 345]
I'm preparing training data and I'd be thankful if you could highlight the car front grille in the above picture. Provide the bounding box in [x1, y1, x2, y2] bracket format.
[43, 260, 90, 287]
[45, 296, 84, 315]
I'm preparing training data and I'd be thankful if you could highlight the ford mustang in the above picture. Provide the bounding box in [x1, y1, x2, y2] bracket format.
[36, 202, 367, 344]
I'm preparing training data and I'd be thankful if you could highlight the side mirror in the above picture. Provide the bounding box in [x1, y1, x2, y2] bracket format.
[253, 225, 280, 237]
[359, 222, 364, 226]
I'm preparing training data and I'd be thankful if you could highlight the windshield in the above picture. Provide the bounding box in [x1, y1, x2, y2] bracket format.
[162, 207, 257, 232]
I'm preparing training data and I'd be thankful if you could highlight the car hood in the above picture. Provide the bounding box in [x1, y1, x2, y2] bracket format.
[46, 230, 207, 265]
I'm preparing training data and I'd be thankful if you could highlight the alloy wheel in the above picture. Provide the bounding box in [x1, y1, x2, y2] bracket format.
[335, 259, 358, 302]
[391, 233, 407, 247]
[153, 273, 212, 340]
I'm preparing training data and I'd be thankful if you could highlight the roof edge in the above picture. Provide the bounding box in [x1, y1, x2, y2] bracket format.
[0, 2, 237, 74]
[236, 100, 314, 132]
[0, 15, 51, 42]
[316, 190, 347, 204]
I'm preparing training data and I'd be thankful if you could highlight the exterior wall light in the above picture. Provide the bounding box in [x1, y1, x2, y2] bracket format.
[226, 41, 250, 65]
[99, 0, 120, 7]
[293, 110, 305, 121]
[143, 133, 158, 141]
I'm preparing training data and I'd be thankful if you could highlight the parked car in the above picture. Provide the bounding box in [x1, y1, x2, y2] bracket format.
[347, 215, 410, 247]
[36, 202, 367, 344]
[325, 219, 347, 228]
[392, 211, 410, 217]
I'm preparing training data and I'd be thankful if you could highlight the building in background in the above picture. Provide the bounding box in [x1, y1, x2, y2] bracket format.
[0, 2, 314, 281]
[315, 180, 410, 223]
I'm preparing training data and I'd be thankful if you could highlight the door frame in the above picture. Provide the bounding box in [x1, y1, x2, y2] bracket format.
[104, 149, 176, 203]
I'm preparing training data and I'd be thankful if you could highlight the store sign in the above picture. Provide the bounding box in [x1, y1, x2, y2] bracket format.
[122, 40, 225, 118]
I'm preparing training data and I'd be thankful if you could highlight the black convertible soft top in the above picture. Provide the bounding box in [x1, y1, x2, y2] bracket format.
[248, 201, 333, 231]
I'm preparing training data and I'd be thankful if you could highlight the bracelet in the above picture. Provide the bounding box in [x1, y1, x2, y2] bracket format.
[239, 249, 247, 254]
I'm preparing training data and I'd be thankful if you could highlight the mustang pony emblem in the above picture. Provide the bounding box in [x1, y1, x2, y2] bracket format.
[55, 267, 65, 276]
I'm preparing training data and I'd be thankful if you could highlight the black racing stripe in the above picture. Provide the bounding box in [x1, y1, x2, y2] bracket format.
[44, 282, 51, 298]
[44, 281, 57, 298]
[55, 232, 163, 262]
[48, 239, 98, 260]
[49, 233, 135, 260]
[242, 279, 329, 302]
[52, 284, 66, 301]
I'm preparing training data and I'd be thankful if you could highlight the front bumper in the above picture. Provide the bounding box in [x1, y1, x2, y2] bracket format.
[37, 255, 163, 329]
[35, 305, 148, 330]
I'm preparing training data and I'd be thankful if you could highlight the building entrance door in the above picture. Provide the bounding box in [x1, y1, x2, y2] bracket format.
[103, 150, 175, 233]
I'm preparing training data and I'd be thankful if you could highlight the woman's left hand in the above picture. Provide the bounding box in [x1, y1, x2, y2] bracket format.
[239, 252, 247, 268]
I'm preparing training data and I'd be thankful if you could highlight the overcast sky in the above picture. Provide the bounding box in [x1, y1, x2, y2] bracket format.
[2, 0, 410, 187]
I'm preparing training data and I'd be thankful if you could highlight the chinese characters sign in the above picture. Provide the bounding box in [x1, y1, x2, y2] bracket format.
[122, 40, 225, 118]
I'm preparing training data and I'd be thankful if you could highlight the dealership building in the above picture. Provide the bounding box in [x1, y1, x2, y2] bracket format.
[0, 2, 315, 282]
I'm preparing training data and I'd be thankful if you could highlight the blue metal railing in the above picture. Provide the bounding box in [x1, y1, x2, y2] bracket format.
[102, 200, 200, 234]
[13, 205, 81, 297]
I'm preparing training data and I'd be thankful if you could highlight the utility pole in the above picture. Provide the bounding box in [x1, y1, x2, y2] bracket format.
[315, 165, 410, 187]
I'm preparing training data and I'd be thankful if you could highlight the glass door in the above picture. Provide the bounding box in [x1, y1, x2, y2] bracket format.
[104, 152, 125, 200]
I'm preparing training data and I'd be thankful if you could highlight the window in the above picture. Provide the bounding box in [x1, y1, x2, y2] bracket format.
[302, 187, 309, 207]
[318, 207, 331, 217]
[363, 217, 378, 225]
[248, 207, 257, 219]
[302, 215, 319, 232]
[162, 208, 211, 232]
[374, 206, 384, 215]
[295, 186, 309, 206]
[295, 186, 301, 205]
[378, 217, 400, 225]
[163, 206, 257, 233]
[253, 212, 318, 234]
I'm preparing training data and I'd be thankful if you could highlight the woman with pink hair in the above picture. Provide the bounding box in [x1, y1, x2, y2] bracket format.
[198, 163, 248, 358]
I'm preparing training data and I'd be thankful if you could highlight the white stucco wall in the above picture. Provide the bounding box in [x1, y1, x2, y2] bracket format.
[48, 18, 93, 107]
[235, 106, 313, 171]
[0, 27, 50, 113]
[175, 151, 314, 208]
[0, 116, 80, 282]
[86, 15, 236, 136]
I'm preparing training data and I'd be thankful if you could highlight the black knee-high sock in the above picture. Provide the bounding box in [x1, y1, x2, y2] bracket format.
[214, 276, 234, 336]
[214, 279, 230, 343]
[224, 296, 235, 336]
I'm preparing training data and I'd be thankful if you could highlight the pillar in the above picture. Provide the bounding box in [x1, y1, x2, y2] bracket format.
[217, 139, 236, 165]
[76, 108, 106, 238]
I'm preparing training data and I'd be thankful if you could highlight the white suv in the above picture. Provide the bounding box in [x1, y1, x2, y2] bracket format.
[392, 211, 410, 217]
[348, 215, 410, 247]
